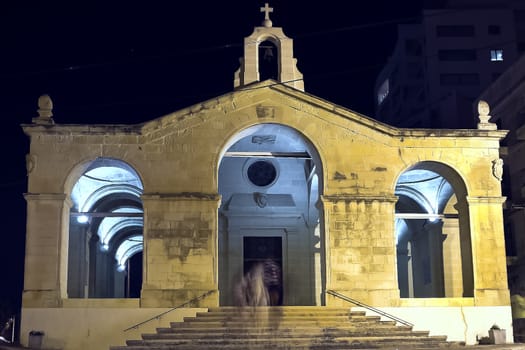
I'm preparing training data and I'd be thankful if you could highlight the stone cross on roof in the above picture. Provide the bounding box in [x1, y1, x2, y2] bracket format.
[260, 3, 273, 27]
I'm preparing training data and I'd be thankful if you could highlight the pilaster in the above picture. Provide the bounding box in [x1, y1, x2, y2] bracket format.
[23, 193, 70, 307]
[321, 194, 400, 306]
[140, 193, 221, 307]
[467, 196, 510, 305]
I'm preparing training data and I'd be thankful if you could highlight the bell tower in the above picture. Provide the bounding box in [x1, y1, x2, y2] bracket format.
[234, 3, 304, 91]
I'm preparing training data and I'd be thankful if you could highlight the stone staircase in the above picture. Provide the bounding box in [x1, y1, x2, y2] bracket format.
[111, 306, 459, 350]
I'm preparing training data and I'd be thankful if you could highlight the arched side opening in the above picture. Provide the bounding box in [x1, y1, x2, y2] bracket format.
[67, 157, 144, 298]
[217, 123, 325, 306]
[394, 161, 473, 298]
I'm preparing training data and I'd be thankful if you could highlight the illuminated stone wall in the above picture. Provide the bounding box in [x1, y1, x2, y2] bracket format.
[22, 83, 509, 309]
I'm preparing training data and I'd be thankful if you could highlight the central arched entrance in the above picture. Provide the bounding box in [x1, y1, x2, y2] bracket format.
[218, 123, 325, 306]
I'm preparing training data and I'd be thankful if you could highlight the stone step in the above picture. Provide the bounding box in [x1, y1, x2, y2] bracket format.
[206, 306, 363, 314]
[125, 335, 449, 347]
[187, 313, 376, 319]
[112, 336, 452, 350]
[155, 324, 418, 334]
[177, 315, 380, 327]
[112, 344, 452, 350]
[184, 315, 356, 322]
[110, 306, 452, 350]
[143, 328, 431, 340]
[171, 313, 383, 326]
[113, 344, 457, 350]
[168, 320, 384, 328]
[186, 313, 373, 321]
[201, 310, 367, 318]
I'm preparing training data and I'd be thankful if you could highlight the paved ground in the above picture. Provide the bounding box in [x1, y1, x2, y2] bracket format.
[453, 345, 525, 350]
[2, 343, 525, 350]
[3, 345, 525, 350]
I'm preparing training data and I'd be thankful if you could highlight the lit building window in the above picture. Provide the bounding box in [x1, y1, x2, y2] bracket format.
[490, 49, 503, 61]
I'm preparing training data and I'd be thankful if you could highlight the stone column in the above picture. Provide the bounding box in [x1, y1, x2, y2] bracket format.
[140, 193, 221, 307]
[322, 195, 400, 306]
[410, 223, 429, 297]
[467, 196, 510, 305]
[396, 246, 410, 298]
[442, 217, 463, 297]
[455, 198, 474, 297]
[424, 220, 445, 297]
[23, 193, 70, 307]
[88, 233, 99, 297]
[407, 242, 414, 298]
[67, 217, 89, 298]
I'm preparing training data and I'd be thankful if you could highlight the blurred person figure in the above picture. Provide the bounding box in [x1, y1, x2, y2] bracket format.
[234, 263, 269, 307]
[263, 259, 282, 306]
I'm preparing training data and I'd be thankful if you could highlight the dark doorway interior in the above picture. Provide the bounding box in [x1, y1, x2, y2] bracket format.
[243, 236, 283, 305]
[126, 252, 143, 298]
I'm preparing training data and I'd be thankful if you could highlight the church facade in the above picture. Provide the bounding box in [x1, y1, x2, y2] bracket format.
[20, 5, 511, 350]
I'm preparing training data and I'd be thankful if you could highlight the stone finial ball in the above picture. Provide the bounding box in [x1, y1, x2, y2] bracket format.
[38, 94, 53, 110]
[478, 100, 490, 116]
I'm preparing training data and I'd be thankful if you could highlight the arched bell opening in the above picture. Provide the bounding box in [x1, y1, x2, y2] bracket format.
[258, 40, 279, 81]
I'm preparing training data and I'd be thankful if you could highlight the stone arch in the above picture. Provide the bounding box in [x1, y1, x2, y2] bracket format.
[217, 122, 326, 306]
[394, 161, 473, 298]
[65, 157, 144, 298]
[216, 122, 325, 188]
[256, 34, 281, 48]
[63, 156, 144, 196]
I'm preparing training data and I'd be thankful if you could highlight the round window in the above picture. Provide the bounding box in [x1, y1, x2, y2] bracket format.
[247, 160, 277, 187]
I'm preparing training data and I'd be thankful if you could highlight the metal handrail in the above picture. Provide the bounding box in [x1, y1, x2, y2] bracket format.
[123, 290, 215, 332]
[326, 289, 414, 327]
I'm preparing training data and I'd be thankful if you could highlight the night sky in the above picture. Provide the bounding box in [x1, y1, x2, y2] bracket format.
[0, 1, 424, 316]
